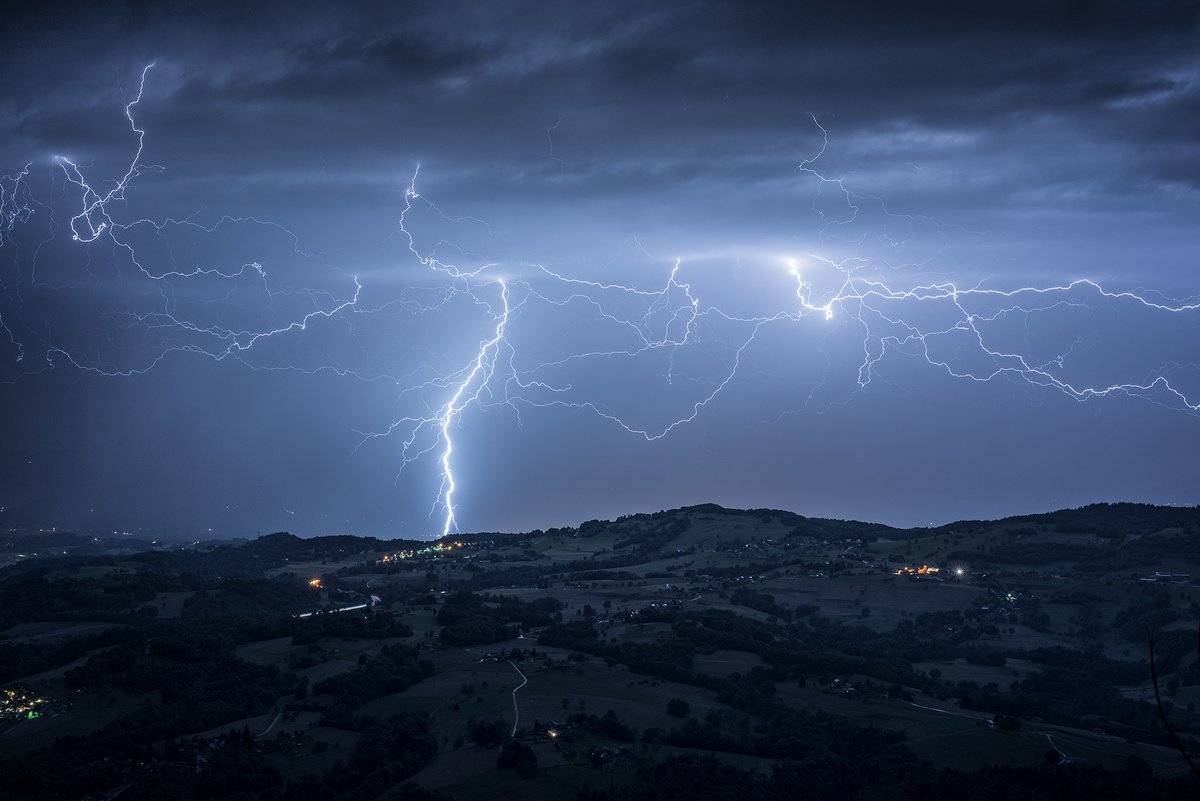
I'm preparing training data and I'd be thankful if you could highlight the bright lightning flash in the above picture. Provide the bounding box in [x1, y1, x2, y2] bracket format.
[1, 65, 1198, 536]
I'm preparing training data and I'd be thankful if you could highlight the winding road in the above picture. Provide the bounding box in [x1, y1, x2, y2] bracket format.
[1041, 732, 1071, 764]
[506, 660, 528, 737]
[256, 710, 283, 739]
[464, 647, 530, 738]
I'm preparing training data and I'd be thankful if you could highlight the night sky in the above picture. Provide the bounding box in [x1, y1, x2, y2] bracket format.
[1, 1, 1198, 538]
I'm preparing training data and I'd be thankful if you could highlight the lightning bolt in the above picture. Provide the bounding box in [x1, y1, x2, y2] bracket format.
[436, 278, 509, 536]
[2, 65, 1198, 536]
[57, 63, 155, 245]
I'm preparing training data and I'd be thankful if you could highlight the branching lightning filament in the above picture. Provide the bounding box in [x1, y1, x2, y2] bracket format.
[2, 64, 1198, 535]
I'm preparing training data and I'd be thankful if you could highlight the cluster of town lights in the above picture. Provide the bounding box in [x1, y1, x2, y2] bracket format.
[893, 564, 968, 578]
[1, 687, 47, 720]
[378, 540, 466, 563]
[894, 564, 940, 576]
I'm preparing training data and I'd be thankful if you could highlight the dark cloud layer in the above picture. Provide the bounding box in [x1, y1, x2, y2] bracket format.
[6, 1, 1199, 215]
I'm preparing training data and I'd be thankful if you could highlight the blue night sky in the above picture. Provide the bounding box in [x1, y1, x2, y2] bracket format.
[1, 1, 1198, 537]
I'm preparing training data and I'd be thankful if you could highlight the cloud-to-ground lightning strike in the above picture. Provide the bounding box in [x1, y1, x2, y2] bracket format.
[2, 65, 1198, 535]
[435, 279, 509, 537]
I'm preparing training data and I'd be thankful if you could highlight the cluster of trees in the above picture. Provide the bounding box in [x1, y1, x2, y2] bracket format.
[654, 704, 905, 765]
[496, 740, 537, 777]
[611, 517, 690, 554]
[568, 710, 637, 742]
[947, 542, 1105, 566]
[539, 619, 707, 686]
[290, 610, 412, 644]
[181, 575, 315, 623]
[0, 623, 146, 682]
[1011, 503, 1200, 540]
[729, 587, 794, 621]
[0, 566, 183, 629]
[1113, 589, 1183, 642]
[436, 591, 561, 646]
[674, 609, 778, 654]
[313, 643, 433, 708]
[468, 717, 509, 747]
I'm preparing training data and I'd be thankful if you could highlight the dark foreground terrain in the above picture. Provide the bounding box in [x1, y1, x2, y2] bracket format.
[3, 503, 1200, 800]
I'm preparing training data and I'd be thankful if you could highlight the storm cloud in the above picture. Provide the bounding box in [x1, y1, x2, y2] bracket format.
[2, 1, 1198, 536]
